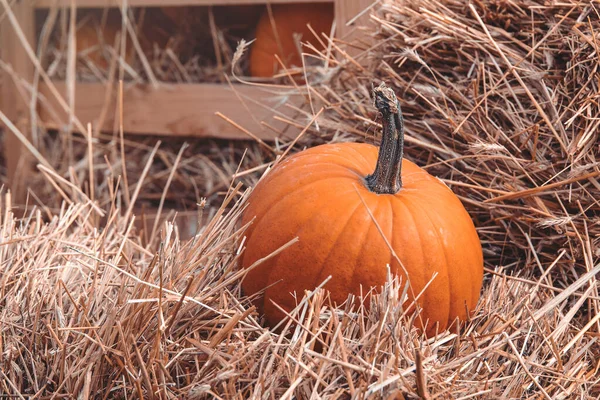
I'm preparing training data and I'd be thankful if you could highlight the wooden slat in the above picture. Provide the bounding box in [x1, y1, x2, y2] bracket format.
[38, 81, 301, 140]
[335, 0, 375, 57]
[1, 0, 36, 204]
[35, 0, 333, 8]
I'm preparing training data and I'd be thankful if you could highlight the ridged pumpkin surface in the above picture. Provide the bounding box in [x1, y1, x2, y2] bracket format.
[249, 3, 334, 78]
[240, 142, 483, 335]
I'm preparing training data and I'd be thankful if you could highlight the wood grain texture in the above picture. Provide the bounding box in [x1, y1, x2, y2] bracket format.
[1, 0, 36, 203]
[38, 81, 302, 140]
[35, 0, 333, 8]
[335, 0, 375, 57]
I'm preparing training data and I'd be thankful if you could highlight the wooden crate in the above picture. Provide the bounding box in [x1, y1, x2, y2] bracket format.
[1, 0, 374, 200]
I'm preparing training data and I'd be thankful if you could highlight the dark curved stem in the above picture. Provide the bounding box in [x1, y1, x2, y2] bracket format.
[365, 82, 405, 194]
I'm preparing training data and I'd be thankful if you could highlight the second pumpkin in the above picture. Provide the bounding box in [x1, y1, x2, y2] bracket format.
[250, 3, 334, 78]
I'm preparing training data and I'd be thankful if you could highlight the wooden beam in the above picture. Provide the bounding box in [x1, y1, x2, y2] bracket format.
[335, 0, 375, 57]
[1, 0, 36, 204]
[35, 0, 333, 8]
[38, 81, 302, 140]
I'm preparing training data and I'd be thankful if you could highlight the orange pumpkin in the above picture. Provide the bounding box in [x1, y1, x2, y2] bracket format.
[240, 83, 484, 336]
[249, 3, 334, 78]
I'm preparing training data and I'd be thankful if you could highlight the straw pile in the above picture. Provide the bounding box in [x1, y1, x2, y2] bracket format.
[1, 0, 600, 398]
[42, 5, 263, 83]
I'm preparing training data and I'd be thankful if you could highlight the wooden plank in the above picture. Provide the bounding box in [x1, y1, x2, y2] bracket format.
[37, 81, 301, 140]
[1, 0, 36, 204]
[35, 0, 333, 8]
[335, 0, 375, 57]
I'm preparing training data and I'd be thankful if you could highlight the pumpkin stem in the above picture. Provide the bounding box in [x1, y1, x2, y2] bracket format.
[365, 82, 405, 194]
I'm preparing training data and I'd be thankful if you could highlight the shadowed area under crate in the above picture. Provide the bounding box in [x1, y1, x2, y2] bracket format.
[133, 208, 202, 243]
